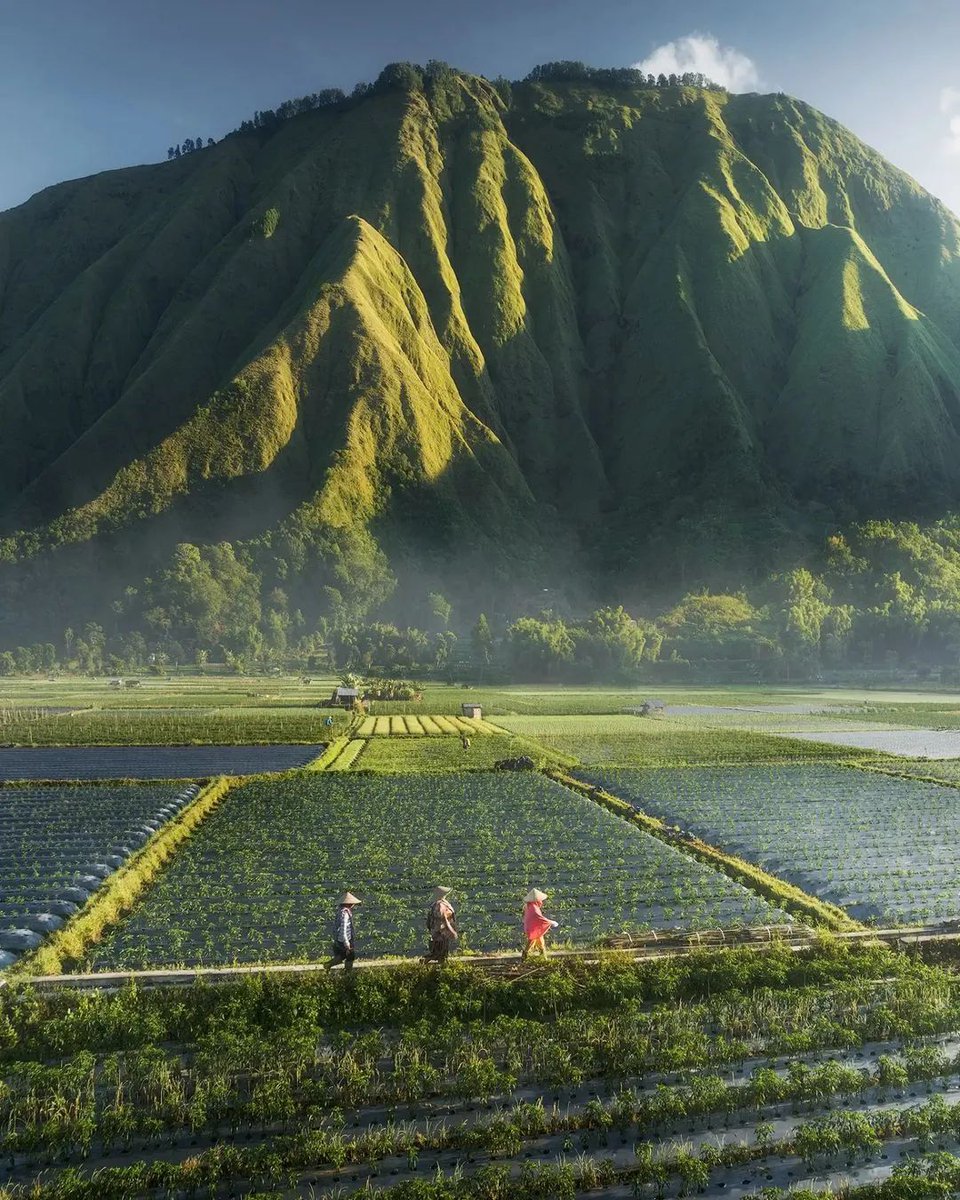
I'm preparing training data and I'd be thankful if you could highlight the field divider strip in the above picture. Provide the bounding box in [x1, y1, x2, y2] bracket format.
[305, 736, 350, 771]
[843, 758, 960, 789]
[18, 924, 959, 989]
[10, 775, 239, 977]
[345, 738, 368, 769]
[546, 769, 862, 932]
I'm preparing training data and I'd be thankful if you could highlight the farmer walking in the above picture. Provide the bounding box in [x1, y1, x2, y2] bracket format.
[325, 891, 361, 970]
[522, 888, 558, 959]
[424, 886, 458, 964]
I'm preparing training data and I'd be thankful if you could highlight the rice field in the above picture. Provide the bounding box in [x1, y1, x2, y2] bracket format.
[3, 678, 960, 1196]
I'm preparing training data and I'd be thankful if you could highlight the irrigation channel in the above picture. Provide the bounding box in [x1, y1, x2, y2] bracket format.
[15, 922, 960, 990]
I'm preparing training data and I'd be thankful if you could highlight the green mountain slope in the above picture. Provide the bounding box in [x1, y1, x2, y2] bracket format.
[3, 67, 960, 641]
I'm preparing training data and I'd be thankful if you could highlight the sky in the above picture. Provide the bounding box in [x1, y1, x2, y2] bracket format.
[4, 0, 960, 214]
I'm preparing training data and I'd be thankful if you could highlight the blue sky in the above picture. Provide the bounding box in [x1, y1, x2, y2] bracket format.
[4, 0, 960, 214]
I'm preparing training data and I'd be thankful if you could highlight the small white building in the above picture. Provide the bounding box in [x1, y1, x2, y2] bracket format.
[461, 703, 483, 720]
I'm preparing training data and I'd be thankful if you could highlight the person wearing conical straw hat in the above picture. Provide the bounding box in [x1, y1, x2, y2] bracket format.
[325, 891, 361, 971]
[522, 888, 558, 959]
[424, 886, 459, 964]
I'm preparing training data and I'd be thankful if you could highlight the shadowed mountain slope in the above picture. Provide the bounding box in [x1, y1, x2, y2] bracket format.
[2, 69, 960, 638]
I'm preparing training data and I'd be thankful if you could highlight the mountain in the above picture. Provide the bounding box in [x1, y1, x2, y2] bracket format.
[3, 64, 960, 644]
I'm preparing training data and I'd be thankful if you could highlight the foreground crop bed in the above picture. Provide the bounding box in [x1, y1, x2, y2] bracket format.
[6, 943, 960, 1198]
[0, 782, 193, 967]
[82, 773, 789, 969]
[0, 743, 321, 780]
[576, 764, 960, 926]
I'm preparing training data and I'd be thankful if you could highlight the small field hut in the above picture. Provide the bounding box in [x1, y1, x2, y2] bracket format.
[461, 703, 483, 720]
[330, 686, 359, 709]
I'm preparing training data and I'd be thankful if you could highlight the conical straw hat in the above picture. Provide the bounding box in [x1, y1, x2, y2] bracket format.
[433, 886, 452, 899]
[341, 892, 362, 905]
[525, 888, 547, 903]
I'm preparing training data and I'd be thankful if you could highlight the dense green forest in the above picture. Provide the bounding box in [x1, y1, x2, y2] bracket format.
[4, 519, 960, 682]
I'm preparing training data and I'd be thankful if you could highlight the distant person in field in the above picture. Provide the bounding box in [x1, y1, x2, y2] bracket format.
[424, 886, 458, 964]
[325, 892, 361, 971]
[461, 733, 471, 750]
[522, 888, 558, 959]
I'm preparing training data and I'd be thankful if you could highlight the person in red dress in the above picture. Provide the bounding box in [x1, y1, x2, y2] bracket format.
[522, 888, 558, 959]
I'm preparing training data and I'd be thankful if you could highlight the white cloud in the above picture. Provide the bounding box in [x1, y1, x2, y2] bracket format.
[940, 87, 960, 154]
[944, 117, 960, 156]
[634, 33, 761, 93]
[941, 86, 960, 113]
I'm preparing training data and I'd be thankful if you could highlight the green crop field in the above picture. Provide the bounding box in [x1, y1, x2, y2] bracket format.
[577, 764, 960, 927]
[0, 705, 348, 746]
[876, 759, 960, 784]
[0, 679, 956, 1200]
[353, 732, 572, 772]
[81, 772, 791, 969]
[0, 675, 341, 709]
[0, 782, 196, 964]
[5, 941, 960, 1197]
[494, 713, 866, 766]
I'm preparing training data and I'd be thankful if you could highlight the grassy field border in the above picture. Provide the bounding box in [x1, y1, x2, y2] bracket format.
[11, 776, 239, 976]
[330, 739, 367, 770]
[305, 736, 350, 770]
[844, 759, 960, 789]
[548, 770, 861, 932]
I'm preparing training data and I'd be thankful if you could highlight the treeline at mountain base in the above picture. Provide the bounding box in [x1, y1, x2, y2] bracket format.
[4, 519, 960, 684]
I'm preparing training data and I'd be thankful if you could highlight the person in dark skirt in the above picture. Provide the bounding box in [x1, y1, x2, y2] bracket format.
[325, 891, 361, 970]
[424, 886, 458, 963]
